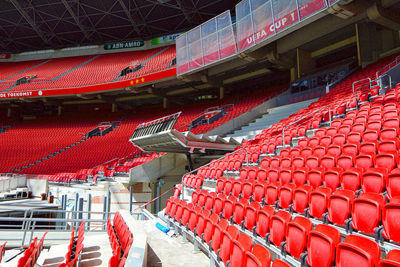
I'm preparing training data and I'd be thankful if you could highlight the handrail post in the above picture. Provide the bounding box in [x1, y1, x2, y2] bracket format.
[328, 107, 332, 124]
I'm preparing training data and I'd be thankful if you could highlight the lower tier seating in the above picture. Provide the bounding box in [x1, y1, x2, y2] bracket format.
[107, 212, 133, 267]
[58, 222, 85, 267]
[164, 52, 400, 266]
[17, 232, 47, 267]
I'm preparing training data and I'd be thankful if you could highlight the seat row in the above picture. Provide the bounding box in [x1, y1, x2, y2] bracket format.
[190, 184, 400, 245]
[165, 195, 400, 267]
[107, 212, 133, 267]
[17, 232, 47, 267]
[0, 241, 6, 263]
[59, 222, 85, 267]
[231, 165, 400, 197]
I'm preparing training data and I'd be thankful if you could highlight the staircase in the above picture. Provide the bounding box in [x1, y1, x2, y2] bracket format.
[228, 99, 316, 140]
[0, 118, 22, 134]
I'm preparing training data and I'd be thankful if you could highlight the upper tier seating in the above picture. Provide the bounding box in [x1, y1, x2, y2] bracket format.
[0, 46, 176, 93]
[0, 88, 277, 181]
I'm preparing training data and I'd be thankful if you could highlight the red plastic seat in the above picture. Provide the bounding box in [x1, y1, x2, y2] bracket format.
[244, 244, 271, 267]
[255, 206, 275, 239]
[387, 170, 400, 200]
[375, 153, 397, 171]
[232, 201, 247, 225]
[347, 132, 362, 144]
[308, 169, 324, 189]
[279, 169, 292, 186]
[268, 169, 279, 183]
[306, 156, 319, 169]
[337, 155, 354, 169]
[277, 183, 295, 209]
[292, 185, 312, 214]
[379, 249, 400, 267]
[284, 216, 312, 258]
[382, 200, 400, 244]
[306, 224, 341, 267]
[314, 145, 326, 158]
[351, 192, 385, 234]
[203, 214, 219, 244]
[381, 128, 398, 141]
[272, 259, 291, 267]
[343, 143, 359, 157]
[265, 183, 279, 206]
[210, 219, 229, 252]
[324, 168, 342, 190]
[257, 169, 267, 182]
[218, 225, 240, 264]
[293, 168, 308, 187]
[308, 187, 332, 219]
[195, 209, 210, 237]
[336, 235, 381, 267]
[363, 130, 379, 144]
[221, 198, 235, 220]
[243, 202, 261, 231]
[293, 156, 305, 168]
[362, 169, 386, 193]
[341, 169, 361, 191]
[327, 189, 355, 225]
[268, 210, 292, 247]
[332, 134, 346, 146]
[321, 155, 336, 169]
[230, 233, 253, 267]
[355, 154, 374, 171]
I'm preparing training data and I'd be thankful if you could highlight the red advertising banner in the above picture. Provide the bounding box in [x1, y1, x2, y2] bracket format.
[0, 53, 11, 59]
[298, 0, 327, 19]
[0, 68, 176, 100]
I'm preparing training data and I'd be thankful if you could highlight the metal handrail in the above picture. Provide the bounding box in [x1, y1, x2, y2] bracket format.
[136, 112, 181, 128]
[352, 78, 372, 95]
[181, 147, 249, 200]
[378, 73, 392, 90]
[282, 105, 331, 146]
[376, 55, 400, 78]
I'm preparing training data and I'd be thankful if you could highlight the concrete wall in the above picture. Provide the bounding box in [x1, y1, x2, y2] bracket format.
[27, 178, 48, 197]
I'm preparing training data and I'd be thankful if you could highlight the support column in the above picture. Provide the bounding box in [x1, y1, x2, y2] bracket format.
[155, 179, 165, 214]
[219, 86, 225, 100]
[7, 108, 11, 118]
[57, 105, 62, 116]
[296, 48, 316, 79]
[129, 185, 133, 213]
[111, 103, 117, 113]
[163, 97, 168, 109]
[356, 22, 384, 66]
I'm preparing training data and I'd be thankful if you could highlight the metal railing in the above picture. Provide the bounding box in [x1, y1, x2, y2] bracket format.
[379, 73, 393, 89]
[376, 55, 400, 78]
[352, 77, 372, 95]
[282, 105, 331, 146]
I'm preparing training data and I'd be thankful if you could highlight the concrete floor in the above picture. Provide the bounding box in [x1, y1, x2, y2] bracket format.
[139, 220, 210, 267]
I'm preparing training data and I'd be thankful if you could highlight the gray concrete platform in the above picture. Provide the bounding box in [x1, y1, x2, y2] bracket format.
[138, 219, 210, 267]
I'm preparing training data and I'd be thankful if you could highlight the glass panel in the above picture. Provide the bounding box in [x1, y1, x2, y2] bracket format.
[202, 19, 219, 65]
[236, 0, 255, 51]
[219, 27, 236, 58]
[176, 35, 189, 74]
[203, 33, 219, 64]
[218, 11, 237, 58]
[271, 0, 299, 32]
[251, 0, 274, 43]
[187, 27, 203, 70]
